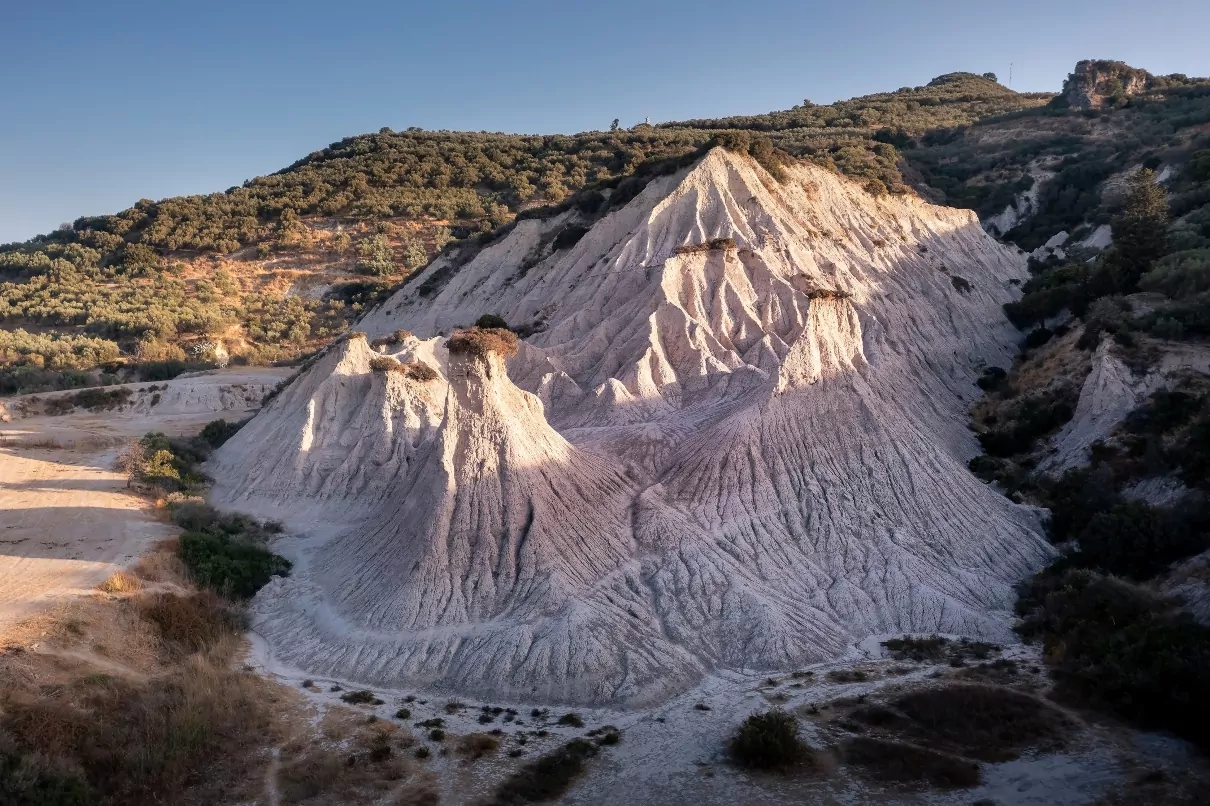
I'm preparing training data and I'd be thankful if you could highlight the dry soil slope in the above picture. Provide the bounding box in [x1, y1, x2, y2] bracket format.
[212, 148, 1052, 705]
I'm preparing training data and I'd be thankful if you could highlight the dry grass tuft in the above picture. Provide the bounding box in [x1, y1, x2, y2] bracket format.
[369, 356, 440, 382]
[98, 570, 142, 594]
[0, 594, 288, 806]
[130, 539, 189, 585]
[457, 732, 501, 759]
[806, 288, 853, 300]
[386, 779, 440, 805]
[445, 327, 519, 360]
[277, 724, 414, 805]
[401, 361, 439, 382]
[370, 356, 403, 373]
[136, 591, 242, 655]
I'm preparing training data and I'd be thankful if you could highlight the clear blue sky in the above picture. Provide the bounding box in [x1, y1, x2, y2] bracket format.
[2, 0, 1206, 244]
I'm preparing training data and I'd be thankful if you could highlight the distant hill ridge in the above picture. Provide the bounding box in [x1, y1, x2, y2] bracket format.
[2, 60, 1207, 397]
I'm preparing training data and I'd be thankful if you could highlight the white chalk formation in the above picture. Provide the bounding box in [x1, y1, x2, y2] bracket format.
[212, 148, 1052, 704]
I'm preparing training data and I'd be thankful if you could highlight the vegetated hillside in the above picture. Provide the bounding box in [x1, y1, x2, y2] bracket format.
[662, 72, 1051, 194]
[955, 66, 1210, 753]
[907, 66, 1210, 252]
[0, 72, 1046, 395]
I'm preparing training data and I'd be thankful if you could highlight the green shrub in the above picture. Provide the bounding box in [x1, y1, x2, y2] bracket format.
[1039, 465, 1120, 543]
[475, 314, 509, 330]
[198, 418, 244, 449]
[1139, 248, 1210, 298]
[728, 709, 812, 770]
[1073, 500, 1206, 579]
[354, 235, 397, 276]
[977, 387, 1078, 457]
[177, 531, 291, 599]
[487, 738, 599, 804]
[141, 450, 181, 484]
[1023, 326, 1054, 348]
[552, 225, 589, 250]
[1016, 568, 1210, 749]
[69, 386, 132, 411]
[975, 366, 1006, 391]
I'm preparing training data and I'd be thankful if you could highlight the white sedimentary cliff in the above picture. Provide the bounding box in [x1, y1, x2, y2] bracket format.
[211, 148, 1052, 705]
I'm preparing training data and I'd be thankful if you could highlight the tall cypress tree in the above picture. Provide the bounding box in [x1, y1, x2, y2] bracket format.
[1109, 168, 1169, 291]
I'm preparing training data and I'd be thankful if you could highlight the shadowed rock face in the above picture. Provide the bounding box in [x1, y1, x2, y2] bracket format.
[212, 148, 1052, 705]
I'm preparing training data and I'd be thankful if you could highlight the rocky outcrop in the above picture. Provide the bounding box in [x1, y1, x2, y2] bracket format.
[1061, 60, 1154, 110]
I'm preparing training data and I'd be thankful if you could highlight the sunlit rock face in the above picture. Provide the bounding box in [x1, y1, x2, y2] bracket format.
[212, 148, 1050, 705]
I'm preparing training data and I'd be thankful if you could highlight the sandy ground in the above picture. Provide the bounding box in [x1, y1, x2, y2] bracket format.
[0, 367, 293, 633]
[244, 631, 1203, 806]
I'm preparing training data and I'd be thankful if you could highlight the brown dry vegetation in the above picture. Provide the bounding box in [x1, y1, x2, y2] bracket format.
[0, 540, 437, 806]
[277, 718, 422, 806]
[673, 237, 738, 255]
[369, 355, 440, 381]
[370, 355, 403, 372]
[457, 732, 501, 759]
[840, 736, 981, 788]
[891, 683, 1074, 762]
[821, 681, 1078, 791]
[0, 548, 286, 806]
[97, 570, 142, 594]
[445, 327, 519, 360]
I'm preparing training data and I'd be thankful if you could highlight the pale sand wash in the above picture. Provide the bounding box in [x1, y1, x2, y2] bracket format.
[211, 149, 1053, 706]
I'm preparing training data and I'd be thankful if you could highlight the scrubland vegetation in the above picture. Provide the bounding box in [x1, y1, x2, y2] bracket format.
[956, 75, 1210, 752]
[908, 74, 1210, 250]
[1, 72, 1050, 391]
[0, 537, 284, 805]
[0, 412, 318, 805]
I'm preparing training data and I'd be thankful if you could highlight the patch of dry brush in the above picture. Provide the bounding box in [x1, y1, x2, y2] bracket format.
[673, 236, 737, 255]
[0, 543, 304, 806]
[445, 327, 519, 360]
[369, 355, 440, 381]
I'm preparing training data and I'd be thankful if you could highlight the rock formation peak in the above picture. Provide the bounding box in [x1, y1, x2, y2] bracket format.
[211, 147, 1051, 705]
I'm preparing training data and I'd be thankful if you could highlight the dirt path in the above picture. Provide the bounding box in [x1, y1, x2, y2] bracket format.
[0, 367, 293, 632]
[0, 444, 171, 627]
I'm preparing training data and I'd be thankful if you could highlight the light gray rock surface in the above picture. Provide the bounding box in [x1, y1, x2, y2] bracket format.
[211, 149, 1052, 705]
